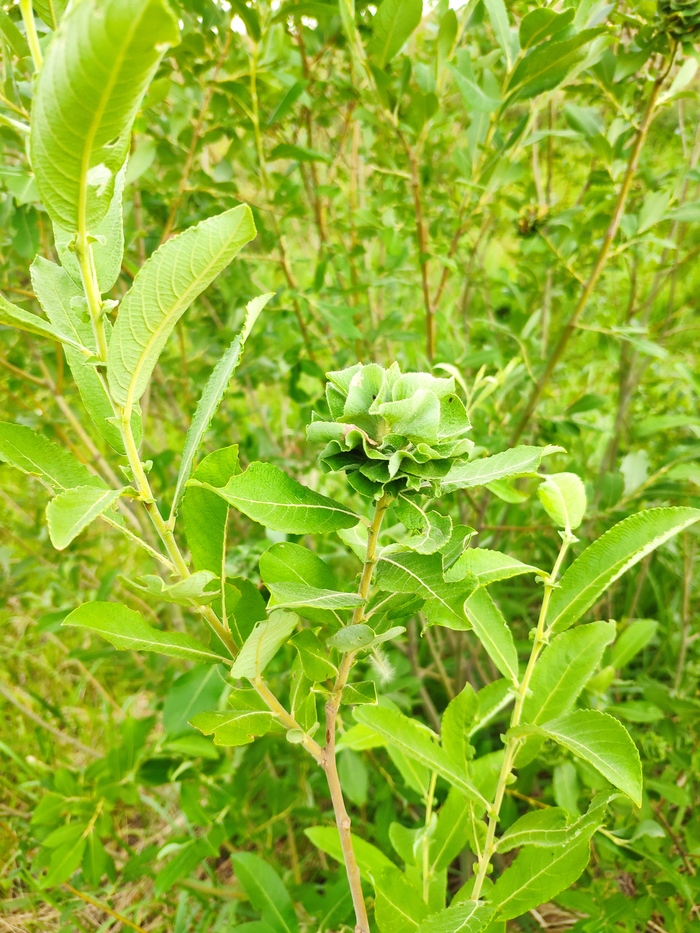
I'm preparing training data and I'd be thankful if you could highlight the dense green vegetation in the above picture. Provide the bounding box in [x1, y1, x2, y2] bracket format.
[1, 1, 699, 931]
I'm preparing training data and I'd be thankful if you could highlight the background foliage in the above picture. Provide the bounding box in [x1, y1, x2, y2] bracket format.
[1, 0, 699, 930]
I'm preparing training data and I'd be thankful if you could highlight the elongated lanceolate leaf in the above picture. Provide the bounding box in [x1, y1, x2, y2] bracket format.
[377, 551, 473, 630]
[108, 205, 256, 410]
[546, 508, 700, 633]
[30, 257, 141, 453]
[536, 708, 642, 805]
[192, 462, 360, 535]
[354, 705, 487, 806]
[230, 610, 298, 680]
[63, 602, 229, 663]
[463, 588, 519, 684]
[32, 0, 68, 29]
[374, 867, 430, 933]
[190, 709, 273, 746]
[266, 582, 364, 611]
[230, 852, 299, 933]
[522, 621, 615, 724]
[0, 291, 87, 353]
[440, 445, 562, 493]
[446, 547, 543, 585]
[30, 0, 179, 230]
[304, 826, 397, 884]
[496, 807, 570, 853]
[47, 485, 124, 550]
[171, 293, 272, 516]
[0, 422, 104, 490]
[182, 445, 240, 573]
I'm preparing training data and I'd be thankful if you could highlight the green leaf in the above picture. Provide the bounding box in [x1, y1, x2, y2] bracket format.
[182, 445, 240, 574]
[82, 830, 112, 887]
[108, 205, 256, 410]
[507, 28, 606, 102]
[367, 0, 422, 69]
[519, 8, 574, 50]
[190, 709, 273, 746]
[546, 508, 700, 634]
[163, 664, 225, 736]
[536, 709, 642, 805]
[416, 900, 495, 933]
[429, 789, 481, 872]
[537, 472, 586, 532]
[610, 619, 658, 669]
[377, 551, 473, 630]
[490, 836, 592, 921]
[441, 684, 477, 773]
[230, 852, 299, 933]
[463, 589, 519, 685]
[395, 496, 453, 554]
[32, 0, 68, 29]
[304, 825, 396, 884]
[521, 621, 616, 724]
[375, 867, 430, 933]
[41, 835, 87, 888]
[440, 446, 562, 494]
[0, 422, 104, 490]
[122, 570, 221, 606]
[0, 9, 29, 58]
[354, 705, 487, 806]
[193, 462, 360, 535]
[445, 548, 542, 586]
[270, 143, 330, 163]
[342, 681, 378, 706]
[63, 602, 229, 664]
[46, 485, 124, 550]
[496, 808, 569, 853]
[53, 164, 126, 293]
[230, 610, 298, 680]
[30, 0, 178, 231]
[260, 542, 337, 589]
[267, 583, 364, 612]
[171, 293, 271, 517]
[0, 291, 87, 353]
[30, 257, 141, 453]
[327, 623, 376, 652]
[290, 628, 338, 681]
[483, 0, 518, 70]
[450, 66, 501, 114]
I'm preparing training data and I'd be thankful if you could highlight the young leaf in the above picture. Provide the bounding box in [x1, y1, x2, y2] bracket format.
[395, 495, 453, 554]
[304, 826, 397, 884]
[122, 570, 221, 606]
[170, 293, 272, 516]
[192, 462, 360, 534]
[30, 257, 141, 453]
[53, 164, 127, 294]
[40, 835, 87, 888]
[108, 205, 256, 411]
[0, 422, 104, 490]
[521, 621, 616, 724]
[30, 0, 179, 230]
[63, 602, 229, 664]
[546, 508, 700, 633]
[610, 618, 658, 669]
[0, 291, 87, 353]
[230, 852, 299, 933]
[190, 709, 273, 746]
[181, 445, 240, 573]
[537, 472, 586, 532]
[490, 836, 593, 921]
[483, 0, 518, 70]
[46, 485, 124, 549]
[374, 866, 430, 933]
[377, 551, 473, 630]
[446, 547, 543, 586]
[441, 684, 477, 772]
[536, 709, 642, 805]
[416, 900, 495, 933]
[440, 446, 562, 494]
[230, 610, 298, 680]
[354, 705, 488, 806]
[367, 0, 422, 69]
[290, 628, 338, 681]
[463, 588, 519, 685]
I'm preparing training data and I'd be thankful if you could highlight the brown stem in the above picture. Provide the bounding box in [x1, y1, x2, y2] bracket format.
[510, 52, 676, 445]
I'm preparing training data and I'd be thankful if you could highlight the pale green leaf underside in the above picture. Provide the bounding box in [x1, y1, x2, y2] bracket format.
[0, 291, 86, 354]
[230, 610, 298, 680]
[30, 0, 179, 230]
[171, 292, 272, 516]
[441, 445, 562, 493]
[546, 507, 700, 633]
[108, 204, 256, 410]
[193, 461, 360, 535]
[446, 547, 542, 585]
[267, 582, 364, 611]
[417, 900, 494, 933]
[63, 602, 228, 664]
[304, 826, 396, 884]
[46, 485, 124, 550]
